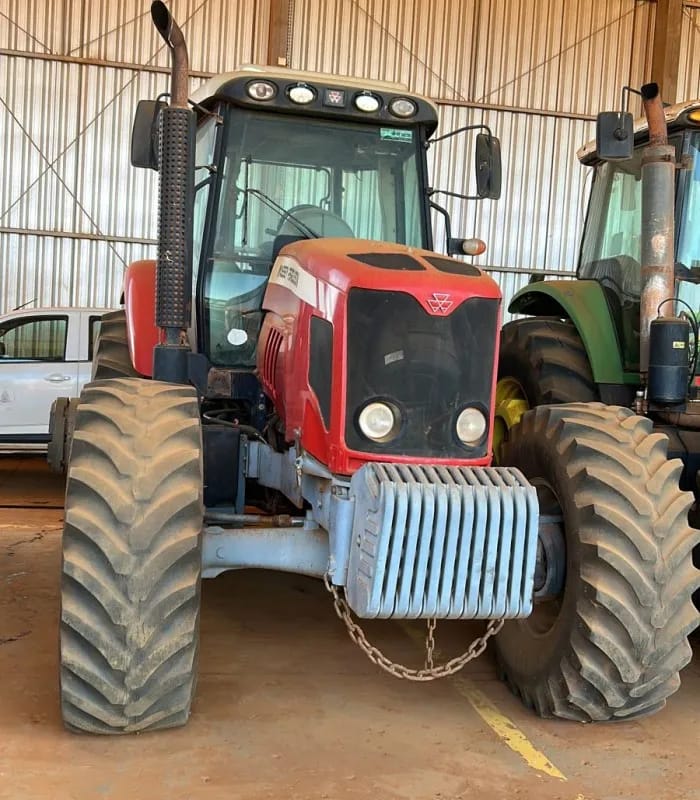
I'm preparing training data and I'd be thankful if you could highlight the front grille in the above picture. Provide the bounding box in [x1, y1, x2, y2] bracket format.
[344, 289, 499, 458]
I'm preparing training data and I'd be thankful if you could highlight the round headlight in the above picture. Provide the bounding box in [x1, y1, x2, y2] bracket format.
[455, 407, 487, 445]
[358, 401, 399, 442]
[389, 97, 417, 118]
[247, 80, 277, 101]
[354, 93, 381, 113]
[288, 84, 315, 104]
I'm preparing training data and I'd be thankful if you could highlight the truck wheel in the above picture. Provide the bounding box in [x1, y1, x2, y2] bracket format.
[497, 403, 700, 721]
[495, 319, 597, 456]
[47, 397, 79, 473]
[92, 309, 138, 379]
[60, 378, 203, 733]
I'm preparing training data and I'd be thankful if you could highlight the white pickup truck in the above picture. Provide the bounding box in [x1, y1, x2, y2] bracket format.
[0, 306, 112, 449]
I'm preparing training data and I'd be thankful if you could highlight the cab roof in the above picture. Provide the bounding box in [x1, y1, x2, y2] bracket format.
[191, 65, 439, 137]
[577, 97, 700, 165]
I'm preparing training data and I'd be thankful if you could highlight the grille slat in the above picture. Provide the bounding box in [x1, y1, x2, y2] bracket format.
[437, 486, 462, 617]
[384, 483, 409, 615]
[407, 485, 435, 618]
[396, 482, 423, 617]
[450, 489, 475, 617]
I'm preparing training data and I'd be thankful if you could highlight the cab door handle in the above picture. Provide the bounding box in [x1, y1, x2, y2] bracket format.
[45, 373, 73, 382]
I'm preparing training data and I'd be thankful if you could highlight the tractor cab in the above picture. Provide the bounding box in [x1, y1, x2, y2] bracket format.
[189, 69, 438, 370]
[131, 67, 500, 381]
[576, 101, 700, 371]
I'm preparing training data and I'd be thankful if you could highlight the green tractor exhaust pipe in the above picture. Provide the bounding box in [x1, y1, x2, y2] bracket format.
[639, 82, 676, 376]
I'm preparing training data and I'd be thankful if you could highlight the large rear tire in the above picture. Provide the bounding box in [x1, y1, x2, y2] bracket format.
[497, 403, 700, 721]
[91, 309, 138, 380]
[60, 377, 203, 734]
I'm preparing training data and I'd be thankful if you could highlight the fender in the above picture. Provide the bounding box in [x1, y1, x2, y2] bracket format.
[508, 279, 634, 385]
[123, 259, 160, 377]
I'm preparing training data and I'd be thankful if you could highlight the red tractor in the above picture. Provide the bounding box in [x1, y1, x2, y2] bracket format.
[56, 3, 698, 734]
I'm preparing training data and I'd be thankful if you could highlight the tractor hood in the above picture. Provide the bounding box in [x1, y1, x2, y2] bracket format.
[265, 238, 501, 317]
[259, 238, 502, 476]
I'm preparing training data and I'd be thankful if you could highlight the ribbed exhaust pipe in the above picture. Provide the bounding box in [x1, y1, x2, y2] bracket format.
[150, 1, 195, 380]
[639, 82, 676, 375]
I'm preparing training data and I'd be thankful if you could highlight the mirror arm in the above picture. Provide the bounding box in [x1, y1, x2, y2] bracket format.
[429, 188, 481, 202]
[429, 199, 452, 242]
[621, 85, 642, 113]
[427, 123, 495, 148]
[187, 99, 223, 123]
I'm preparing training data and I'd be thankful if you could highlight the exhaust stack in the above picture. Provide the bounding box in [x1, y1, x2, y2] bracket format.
[639, 82, 676, 375]
[151, 1, 189, 109]
[150, 1, 195, 381]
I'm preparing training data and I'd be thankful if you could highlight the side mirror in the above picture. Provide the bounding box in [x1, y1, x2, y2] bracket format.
[596, 111, 634, 161]
[475, 133, 501, 200]
[131, 99, 167, 170]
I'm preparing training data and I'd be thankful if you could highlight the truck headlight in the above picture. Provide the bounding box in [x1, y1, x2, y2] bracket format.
[456, 407, 487, 445]
[358, 401, 400, 442]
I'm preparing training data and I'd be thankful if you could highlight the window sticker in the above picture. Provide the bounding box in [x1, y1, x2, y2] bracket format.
[380, 128, 413, 142]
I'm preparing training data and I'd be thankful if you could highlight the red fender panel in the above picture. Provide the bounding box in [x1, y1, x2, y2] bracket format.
[123, 259, 160, 377]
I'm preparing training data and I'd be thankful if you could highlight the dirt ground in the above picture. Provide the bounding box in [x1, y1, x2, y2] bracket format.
[0, 454, 698, 800]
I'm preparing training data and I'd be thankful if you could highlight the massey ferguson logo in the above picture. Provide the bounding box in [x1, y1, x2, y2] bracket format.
[426, 292, 454, 314]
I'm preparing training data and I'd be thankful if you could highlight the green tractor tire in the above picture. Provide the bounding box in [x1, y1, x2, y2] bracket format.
[494, 318, 598, 457]
[60, 378, 203, 733]
[498, 317, 598, 406]
[497, 403, 700, 721]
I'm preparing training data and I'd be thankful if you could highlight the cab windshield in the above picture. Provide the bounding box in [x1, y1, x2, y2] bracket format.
[199, 108, 427, 367]
[578, 130, 700, 369]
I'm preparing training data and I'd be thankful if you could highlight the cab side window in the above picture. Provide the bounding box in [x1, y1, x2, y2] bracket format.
[0, 316, 68, 361]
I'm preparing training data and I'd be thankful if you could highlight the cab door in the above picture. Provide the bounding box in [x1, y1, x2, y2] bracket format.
[0, 313, 78, 441]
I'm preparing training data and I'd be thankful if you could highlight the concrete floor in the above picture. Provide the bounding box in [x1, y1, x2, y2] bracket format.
[0, 454, 698, 800]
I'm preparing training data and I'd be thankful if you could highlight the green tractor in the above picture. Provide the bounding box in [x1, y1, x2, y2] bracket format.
[497, 86, 700, 434]
[494, 84, 700, 715]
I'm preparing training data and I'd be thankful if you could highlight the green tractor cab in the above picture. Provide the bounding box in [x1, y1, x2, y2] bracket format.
[498, 96, 700, 446]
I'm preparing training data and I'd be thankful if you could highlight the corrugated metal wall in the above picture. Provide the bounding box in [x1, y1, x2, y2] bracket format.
[0, 0, 269, 312]
[2, 1, 700, 315]
[679, 3, 700, 100]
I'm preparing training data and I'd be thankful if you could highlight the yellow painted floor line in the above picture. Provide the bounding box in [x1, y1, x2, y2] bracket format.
[452, 676, 567, 780]
[399, 622, 567, 782]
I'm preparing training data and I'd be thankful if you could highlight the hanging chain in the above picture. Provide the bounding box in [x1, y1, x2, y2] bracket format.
[424, 617, 437, 670]
[323, 574, 504, 682]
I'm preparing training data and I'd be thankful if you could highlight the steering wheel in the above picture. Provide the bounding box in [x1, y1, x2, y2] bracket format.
[275, 204, 355, 238]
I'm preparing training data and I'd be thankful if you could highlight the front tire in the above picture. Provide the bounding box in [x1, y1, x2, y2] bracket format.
[498, 318, 598, 405]
[497, 403, 700, 721]
[60, 378, 203, 733]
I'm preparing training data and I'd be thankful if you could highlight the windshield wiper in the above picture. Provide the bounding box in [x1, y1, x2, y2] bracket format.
[245, 189, 319, 240]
